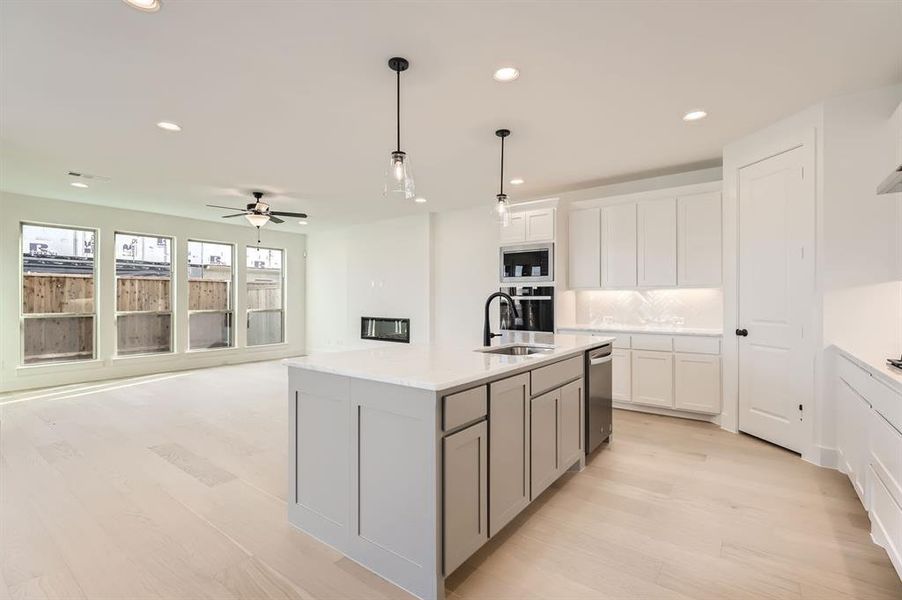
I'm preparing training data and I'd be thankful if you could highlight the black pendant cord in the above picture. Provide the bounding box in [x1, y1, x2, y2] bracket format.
[499, 134, 505, 197]
[396, 69, 401, 153]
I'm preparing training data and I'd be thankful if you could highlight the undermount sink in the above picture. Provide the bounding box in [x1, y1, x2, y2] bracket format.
[478, 344, 554, 356]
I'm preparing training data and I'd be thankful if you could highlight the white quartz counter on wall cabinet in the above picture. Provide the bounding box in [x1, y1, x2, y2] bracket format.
[558, 325, 723, 337]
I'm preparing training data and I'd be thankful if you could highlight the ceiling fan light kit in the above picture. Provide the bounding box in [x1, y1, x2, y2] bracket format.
[207, 191, 308, 243]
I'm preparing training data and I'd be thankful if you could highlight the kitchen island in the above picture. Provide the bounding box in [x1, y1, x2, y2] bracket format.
[284, 333, 613, 600]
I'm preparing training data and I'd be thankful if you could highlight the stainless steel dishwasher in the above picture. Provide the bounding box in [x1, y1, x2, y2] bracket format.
[585, 344, 613, 454]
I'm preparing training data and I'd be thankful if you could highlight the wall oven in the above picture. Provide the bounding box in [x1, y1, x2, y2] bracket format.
[499, 243, 553, 284]
[499, 286, 554, 333]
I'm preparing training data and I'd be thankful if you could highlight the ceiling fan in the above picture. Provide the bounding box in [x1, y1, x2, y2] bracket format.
[207, 191, 307, 242]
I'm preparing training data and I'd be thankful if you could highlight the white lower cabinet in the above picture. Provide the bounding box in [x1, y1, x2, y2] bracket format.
[674, 353, 721, 414]
[631, 350, 673, 408]
[612, 348, 632, 402]
[443, 421, 487, 575]
[834, 351, 902, 580]
[488, 374, 530, 536]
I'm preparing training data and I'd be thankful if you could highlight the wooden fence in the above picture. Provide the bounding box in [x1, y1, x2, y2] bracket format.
[23, 273, 283, 361]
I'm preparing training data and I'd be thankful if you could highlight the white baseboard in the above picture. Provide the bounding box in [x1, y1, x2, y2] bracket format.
[613, 401, 718, 424]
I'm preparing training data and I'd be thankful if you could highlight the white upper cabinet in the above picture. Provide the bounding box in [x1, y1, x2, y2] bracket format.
[677, 191, 722, 286]
[500, 212, 527, 244]
[637, 198, 677, 287]
[500, 207, 555, 244]
[568, 208, 601, 288]
[525, 208, 555, 242]
[601, 203, 637, 288]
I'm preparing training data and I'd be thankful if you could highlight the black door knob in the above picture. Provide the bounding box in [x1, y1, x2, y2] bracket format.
[735, 328, 748, 337]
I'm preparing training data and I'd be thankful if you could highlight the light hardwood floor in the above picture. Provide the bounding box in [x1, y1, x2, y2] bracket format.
[2, 361, 899, 600]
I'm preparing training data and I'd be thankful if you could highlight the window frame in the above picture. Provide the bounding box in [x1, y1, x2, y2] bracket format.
[245, 244, 286, 347]
[186, 238, 237, 352]
[113, 230, 175, 357]
[19, 221, 99, 367]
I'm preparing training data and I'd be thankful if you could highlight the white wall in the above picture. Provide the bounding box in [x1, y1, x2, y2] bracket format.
[305, 214, 431, 352]
[574, 288, 723, 330]
[431, 206, 500, 347]
[0, 191, 307, 392]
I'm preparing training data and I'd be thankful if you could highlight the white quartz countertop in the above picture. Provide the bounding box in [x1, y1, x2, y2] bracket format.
[283, 333, 614, 392]
[832, 344, 902, 395]
[558, 324, 723, 337]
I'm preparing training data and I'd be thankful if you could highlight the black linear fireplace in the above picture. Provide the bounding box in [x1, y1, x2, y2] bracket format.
[361, 317, 410, 343]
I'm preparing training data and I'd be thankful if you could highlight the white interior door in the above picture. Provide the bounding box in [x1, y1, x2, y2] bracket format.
[737, 146, 814, 453]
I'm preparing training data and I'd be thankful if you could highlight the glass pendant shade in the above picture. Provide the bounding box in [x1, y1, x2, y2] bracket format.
[492, 193, 511, 227]
[245, 213, 269, 228]
[384, 150, 415, 200]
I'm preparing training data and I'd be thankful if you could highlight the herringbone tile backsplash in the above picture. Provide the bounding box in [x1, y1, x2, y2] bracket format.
[574, 288, 723, 329]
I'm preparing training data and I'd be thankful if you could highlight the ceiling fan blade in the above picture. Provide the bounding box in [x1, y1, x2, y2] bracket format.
[270, 211, 308, 218]
[268, 215, 285, 224]
[222, 213, 246, 218]
[207, 204, 247, 211]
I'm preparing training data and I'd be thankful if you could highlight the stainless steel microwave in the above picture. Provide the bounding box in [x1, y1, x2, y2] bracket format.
[499, 243, 554, 283]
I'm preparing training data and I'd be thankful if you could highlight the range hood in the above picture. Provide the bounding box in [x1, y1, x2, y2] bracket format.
[877, 164, 902, 194]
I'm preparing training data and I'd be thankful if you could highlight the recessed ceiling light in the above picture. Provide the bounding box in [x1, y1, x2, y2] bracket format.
[682, 110, 708, 122]
[509, 178, 525, 185]
[298, 219, 308, 225]
[493, 67, 520, 82]
[156, 121, 181, 132]
[414, 196, 427, 204]
[70, 182, 88, 188]
[123, 0, 161, 12]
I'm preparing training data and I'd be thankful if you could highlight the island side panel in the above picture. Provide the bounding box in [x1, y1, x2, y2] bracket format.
[347, 378, 443, 600]
[288, 368, 352, 549]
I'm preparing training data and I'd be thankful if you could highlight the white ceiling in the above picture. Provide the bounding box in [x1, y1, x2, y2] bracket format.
[2, 1, 901, 232]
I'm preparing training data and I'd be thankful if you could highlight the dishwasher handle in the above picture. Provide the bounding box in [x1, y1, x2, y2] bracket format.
[590, 355, 613, 366]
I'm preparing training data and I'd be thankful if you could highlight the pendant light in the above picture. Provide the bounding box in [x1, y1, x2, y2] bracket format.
[492, 128, 512, 227]
[384, 57, 416, 200]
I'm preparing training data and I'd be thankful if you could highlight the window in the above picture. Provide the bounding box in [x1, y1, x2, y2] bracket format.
[188, 241, 234, 349]
[21, 224, 96, 364]
[115, 233, 173, 355]
[246, 247, 284, 346]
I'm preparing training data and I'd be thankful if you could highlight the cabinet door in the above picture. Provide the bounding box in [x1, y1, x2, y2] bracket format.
[674, 353, 721, 414]
[525, 208, 555, 242]
[612, 348, 632, 402]
[443, 421, 487, 575]
[558, 379, 584, 471]
[488, 374, 530, 536]
[568, 208, 601, 288]
[677, 191, 722, 286]
[500, 212, 526, 244]
[637, 198, 677, 287]
[631, 350, 673, 408]
[530, 389, 559, 500]
[601, 203, 637, 288]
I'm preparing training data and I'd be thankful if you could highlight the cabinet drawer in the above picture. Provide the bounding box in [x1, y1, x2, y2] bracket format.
[531, 356, 583, 397]
[868, 465, 902, 574]
[610, 334, 630, 349]
[871, 409, 902, 506]
[838, 355, 902, 433]
[443, 385, 487, 431]
[673, 336, 720, 355]
[630, 334, 673, 352]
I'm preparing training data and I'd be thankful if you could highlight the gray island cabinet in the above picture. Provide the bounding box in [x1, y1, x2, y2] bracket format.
[284, 334, 612, 600]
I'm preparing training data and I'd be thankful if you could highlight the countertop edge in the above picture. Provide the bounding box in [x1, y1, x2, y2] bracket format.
[558, 326, 723, 337]
[283, 337, 615, 392]
[830, 344, 902, 395]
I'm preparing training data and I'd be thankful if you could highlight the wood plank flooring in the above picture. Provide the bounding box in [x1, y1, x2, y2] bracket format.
[2, 361, 899, 600]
